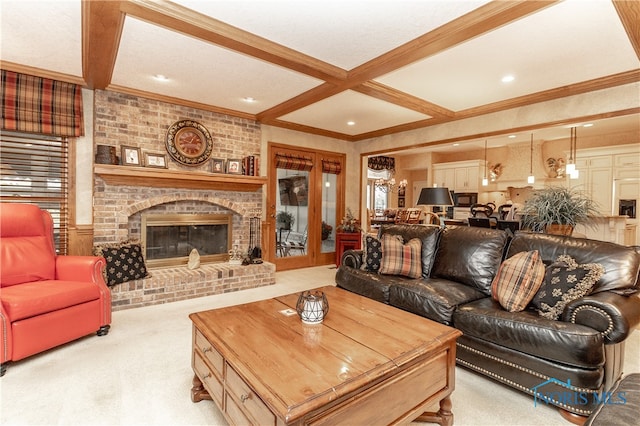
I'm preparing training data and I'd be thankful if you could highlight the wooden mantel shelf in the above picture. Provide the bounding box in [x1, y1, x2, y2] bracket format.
[94, 164, 266, 192]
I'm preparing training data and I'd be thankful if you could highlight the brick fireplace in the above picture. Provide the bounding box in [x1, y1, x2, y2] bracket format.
[92, 90, 274, 310]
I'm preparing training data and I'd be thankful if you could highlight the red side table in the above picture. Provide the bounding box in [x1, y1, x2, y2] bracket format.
[335, 232, 362, 266]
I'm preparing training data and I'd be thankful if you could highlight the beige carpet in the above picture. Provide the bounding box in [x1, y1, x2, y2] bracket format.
[1, 265, 638, 425]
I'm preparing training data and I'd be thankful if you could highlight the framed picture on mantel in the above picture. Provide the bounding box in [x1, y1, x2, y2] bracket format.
[121, 146, 141, 166]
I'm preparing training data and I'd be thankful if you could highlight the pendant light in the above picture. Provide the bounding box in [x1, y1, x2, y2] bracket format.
[527, 133, 535, 184]
[482, 140, 488, 186]
[567, 127, 580, 179]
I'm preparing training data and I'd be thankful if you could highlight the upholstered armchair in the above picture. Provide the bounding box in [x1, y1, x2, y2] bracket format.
[0, 203, 111, 376]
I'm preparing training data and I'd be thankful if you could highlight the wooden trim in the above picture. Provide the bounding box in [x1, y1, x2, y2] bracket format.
[0, 61, 86, 86]
[68, 224, 94, 256]
[82, 0, 125, 89]
[613, 1, 640, 61]
[107, 84, 257, 120]
[94, 164, 266, 191]
[353, 81, 455, 118]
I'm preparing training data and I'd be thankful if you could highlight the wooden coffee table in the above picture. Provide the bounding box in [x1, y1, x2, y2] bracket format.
[190, 286, 461, 425]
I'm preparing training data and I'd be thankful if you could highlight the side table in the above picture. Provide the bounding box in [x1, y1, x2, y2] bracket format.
[335, 232, 362, 266]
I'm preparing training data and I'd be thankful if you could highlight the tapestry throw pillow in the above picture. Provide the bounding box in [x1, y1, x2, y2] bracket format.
[531, 255, 605, 320]
[491, 250, 545, 312]
[94, 241, 149, 286]
[362, 235, 382, 272]
[379, 234, 422, 279]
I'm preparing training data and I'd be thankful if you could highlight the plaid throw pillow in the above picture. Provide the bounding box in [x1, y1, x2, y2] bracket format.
[531, 255, 604, 320]
[491, 250, 545, 312]
[362, 235, 382, 272]
[379, 234, 422, 279]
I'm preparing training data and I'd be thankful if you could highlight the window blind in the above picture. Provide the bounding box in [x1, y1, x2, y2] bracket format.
[0, 131, 69, 254]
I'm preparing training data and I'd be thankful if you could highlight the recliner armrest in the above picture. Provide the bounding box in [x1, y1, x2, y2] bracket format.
[341, 249, 363, 269]
[563, 292, 640, 344]
[56, 256, 107, 286]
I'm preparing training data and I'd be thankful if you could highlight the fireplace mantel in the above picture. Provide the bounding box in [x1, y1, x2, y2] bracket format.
[94, 164, 266, 191]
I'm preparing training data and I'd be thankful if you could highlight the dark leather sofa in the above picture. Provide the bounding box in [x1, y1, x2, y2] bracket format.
[336, 224, 640, 420]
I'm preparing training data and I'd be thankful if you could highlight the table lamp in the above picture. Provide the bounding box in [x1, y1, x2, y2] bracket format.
[417, 187, 454, 227]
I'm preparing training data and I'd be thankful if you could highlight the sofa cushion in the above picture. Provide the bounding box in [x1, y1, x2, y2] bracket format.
[431, 226, 509, 295]
[453, 297, 605, 368]
[379, 224, 441, 278]
[491, 250, 545, 312]
[1, 280, 101, 321]
[532, 255, 605, 320]
[389, 278, 486, 325]
[506, 232, 639, 295]
[336, 266, 414, 304]
[94, 241, 149, 286]
[362, 234, 382, 272]
[379, 234, 422, 279]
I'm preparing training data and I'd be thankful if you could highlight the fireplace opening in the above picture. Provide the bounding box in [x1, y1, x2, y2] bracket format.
[141, 213, 232, 268]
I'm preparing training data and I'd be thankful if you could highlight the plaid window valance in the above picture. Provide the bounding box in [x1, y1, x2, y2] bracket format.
[322, 159, 342, 174]
[1, 70, 84, 137]
[275, 153, 313, 171]
[368, 156, 395, 171]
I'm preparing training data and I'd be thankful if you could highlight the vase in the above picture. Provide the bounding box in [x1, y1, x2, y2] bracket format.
[546, 224, 574, 236]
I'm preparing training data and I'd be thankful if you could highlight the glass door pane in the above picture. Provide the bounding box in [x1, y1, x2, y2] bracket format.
[275, 168, 309, 259]
[321, 172, 337, 253]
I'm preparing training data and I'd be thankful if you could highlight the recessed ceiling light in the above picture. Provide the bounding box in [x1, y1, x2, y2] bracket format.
[583, 123, 593, 127]
[153, 74, 169, 82]
[453, 143, 460, 146]
[243, 97, 256, 103]
[501, 75, 515, 83]
[508, 135, 516, 139]
[347, 121, 355, 126]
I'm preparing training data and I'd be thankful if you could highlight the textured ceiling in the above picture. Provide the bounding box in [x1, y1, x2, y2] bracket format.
[1, 0, 638, 146]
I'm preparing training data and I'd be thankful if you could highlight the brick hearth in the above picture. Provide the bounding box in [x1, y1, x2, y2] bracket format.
[110, 261, 275, 311]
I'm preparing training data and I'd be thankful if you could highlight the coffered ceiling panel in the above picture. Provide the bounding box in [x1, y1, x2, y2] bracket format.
[278, 90, 431, 135]
[113, 16, 322, 114]
[377, 0, 639, 111]
[0, 1, 82, 77]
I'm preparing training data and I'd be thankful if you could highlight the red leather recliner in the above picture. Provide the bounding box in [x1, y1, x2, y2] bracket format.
[0, 203, 111, 376]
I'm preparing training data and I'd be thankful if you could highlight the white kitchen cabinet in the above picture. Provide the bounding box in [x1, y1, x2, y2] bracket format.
[570, 155, 612, 215]
[433, 160, 483, 192]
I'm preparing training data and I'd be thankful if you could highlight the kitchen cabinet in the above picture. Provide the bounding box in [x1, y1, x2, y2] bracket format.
[570, 155, 612, 215]
[433, 160, 483, 192]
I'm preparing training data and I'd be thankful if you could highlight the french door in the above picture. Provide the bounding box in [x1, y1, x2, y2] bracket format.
[267, 143, 345, 271]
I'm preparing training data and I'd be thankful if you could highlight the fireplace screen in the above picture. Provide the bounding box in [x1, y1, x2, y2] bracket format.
[142, 213, 232, 267]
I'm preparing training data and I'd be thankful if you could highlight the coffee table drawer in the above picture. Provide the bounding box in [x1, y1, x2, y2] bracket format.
[226, 363, 275, 425]
[193, 352, 223, 406]
[194, 329, 224, 376]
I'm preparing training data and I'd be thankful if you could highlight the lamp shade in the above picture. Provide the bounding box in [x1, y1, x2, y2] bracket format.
[417, 187, 454, 206]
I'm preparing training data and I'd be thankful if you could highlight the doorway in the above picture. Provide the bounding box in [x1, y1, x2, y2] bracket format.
[267, 144, 345, 270]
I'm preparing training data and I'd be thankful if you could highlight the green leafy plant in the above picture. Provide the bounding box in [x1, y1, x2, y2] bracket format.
[276, 210, 295, 230]
[521, 186, 599, 233]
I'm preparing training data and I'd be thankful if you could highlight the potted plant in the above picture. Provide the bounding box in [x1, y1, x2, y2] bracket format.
[276, 211, 295, 231]
[337, 208, 361, 233]
[521, 186, 599, 236]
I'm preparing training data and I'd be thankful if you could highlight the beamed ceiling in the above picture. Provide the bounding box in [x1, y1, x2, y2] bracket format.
[1, 0, 639, 144]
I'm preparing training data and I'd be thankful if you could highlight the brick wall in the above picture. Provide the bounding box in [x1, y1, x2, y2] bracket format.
[93, 91, 273, 309]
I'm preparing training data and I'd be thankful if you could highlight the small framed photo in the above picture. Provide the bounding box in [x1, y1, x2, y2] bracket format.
[121, 146, 142, 166]
[144, 152, 167, 168]
[211, 158, 225, 173]
[398, 197, 406, 208]
[226, 158, 242, 174]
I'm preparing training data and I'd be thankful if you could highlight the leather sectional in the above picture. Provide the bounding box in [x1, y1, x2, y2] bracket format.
[336, 224, 640, 419]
